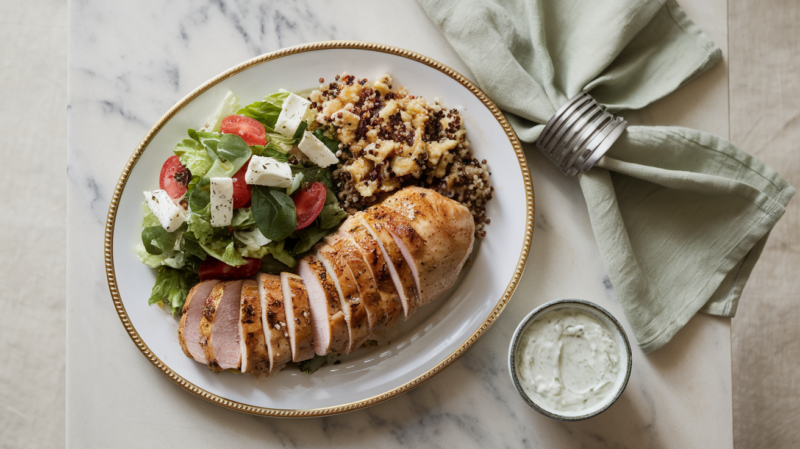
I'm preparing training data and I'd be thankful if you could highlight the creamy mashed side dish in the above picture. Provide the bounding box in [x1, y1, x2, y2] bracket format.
[516, 308, 621, 414]
[305, 73, 492, 237]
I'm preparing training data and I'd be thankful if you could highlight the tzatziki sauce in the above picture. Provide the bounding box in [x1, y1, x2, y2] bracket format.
[515, 307, 621, 414]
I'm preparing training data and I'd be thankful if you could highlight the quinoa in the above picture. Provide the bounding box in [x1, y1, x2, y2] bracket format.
[307, 73, 492, 238]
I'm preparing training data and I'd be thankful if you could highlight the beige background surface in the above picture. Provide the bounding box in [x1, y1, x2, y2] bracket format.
[0, 0, 796, 447]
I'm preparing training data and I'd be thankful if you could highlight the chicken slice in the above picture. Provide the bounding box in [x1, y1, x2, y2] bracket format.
[298, 256, 348, 356]
[281, 273, 316, 362]
[239, 279, 270, 377]
[343, 215, 419, 319]
[258, 273, 292, 375]
[199, 280, 243, 372]
[178, 279, 219, 364]
[323, 232, 391, 333]
[380, 186, 475, 305]
[317, 240, 371, 353]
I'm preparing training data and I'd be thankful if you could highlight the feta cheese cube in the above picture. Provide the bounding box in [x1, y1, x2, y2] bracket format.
[274, 93, 311, 137]
[209, 177, 234, 227]
[143, 190, 186, 232]
[298, 131, 339, 167]
[244, 155, 293, 187]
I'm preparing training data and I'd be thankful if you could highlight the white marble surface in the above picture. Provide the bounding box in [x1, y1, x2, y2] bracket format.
[67, 0, 732, 447]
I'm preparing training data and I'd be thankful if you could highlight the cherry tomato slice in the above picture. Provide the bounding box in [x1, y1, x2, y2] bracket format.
[220, 115, 267, 146]
[198, 257, 261, 281]
[231, 158, 251, 209]
[159, 155, 191, 199]
[292, 182, 327, 230]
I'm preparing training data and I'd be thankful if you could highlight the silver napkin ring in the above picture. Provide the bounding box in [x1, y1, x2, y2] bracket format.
[536, 92, 627, 176]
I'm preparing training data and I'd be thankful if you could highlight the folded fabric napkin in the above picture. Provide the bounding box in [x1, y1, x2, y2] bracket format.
[418, 0, 795, 352]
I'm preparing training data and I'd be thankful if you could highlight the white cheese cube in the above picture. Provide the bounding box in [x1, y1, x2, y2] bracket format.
[274, 93, 311, 137]
[298, 131, 339, 167]
[244, 155, 293, 188]
[209, 177, 234, 227]
[143, 190, 187, 232]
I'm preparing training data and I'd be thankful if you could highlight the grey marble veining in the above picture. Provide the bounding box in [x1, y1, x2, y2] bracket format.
[67, 0, 733, 447]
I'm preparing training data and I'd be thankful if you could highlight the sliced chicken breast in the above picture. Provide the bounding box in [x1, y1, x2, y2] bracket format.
[298, 256, 348, 356]
[342, 215, 419, 319]
[199, 280, 243, 372]
[335, 226, 404, 330]
[178, 279, 219, 363]
[317, 241, 371, 353]
[323, 232, 390, 333]
[258, 273, 292, 375]
[239, 279, 270, 377]
[380, 187, 475, 305]
[280, 273, 316, 362]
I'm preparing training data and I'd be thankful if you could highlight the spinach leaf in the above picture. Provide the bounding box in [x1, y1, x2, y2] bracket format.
[180, 235, 207, 260]
[260, 253, 293, 274]
[318, 203, 347, 229]
[292, 120, 309, 140]
[298, 355, 328, 375]
[290, 165, 333, 190]
[189, 177, 211, 215]
[142, 226, 179, 255]
[237, 91, 289, 129]
[312, 129, 340, 154]
[292, 225, 329, 255]
[251, 186, 297, 241]
[204, 134, 252, 179]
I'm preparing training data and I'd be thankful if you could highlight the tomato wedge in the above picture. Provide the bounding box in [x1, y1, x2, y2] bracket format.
[220, 115, 267, 146]
[159, 155, 191, 199]
[292, 182, 327, 230]
[198, 257, 261, 281]
[231, 158, 251, 209]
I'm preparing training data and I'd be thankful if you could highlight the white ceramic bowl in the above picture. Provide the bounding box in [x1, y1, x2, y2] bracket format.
[105, 42, 534, 416]
[508, 299, 632, 421]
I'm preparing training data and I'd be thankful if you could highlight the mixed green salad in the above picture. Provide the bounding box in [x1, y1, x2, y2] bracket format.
[136, 90, 348, 315]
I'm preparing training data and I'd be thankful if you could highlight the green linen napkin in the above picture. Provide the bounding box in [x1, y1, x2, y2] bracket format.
[419, 0, 795, 352]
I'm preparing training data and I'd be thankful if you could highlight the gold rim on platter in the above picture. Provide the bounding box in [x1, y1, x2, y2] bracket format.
[103, 40, 534, 417]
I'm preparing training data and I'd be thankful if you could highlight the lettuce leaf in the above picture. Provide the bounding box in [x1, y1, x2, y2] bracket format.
[173, 138, 213, 178]
[186, 214, 214, 245]
[201, 90, 240, 133]
[204, 134, 252, 179]
[230, 208, 256, 229]
[200, 240, 247, 267]
[234, 227, 271, 251]
[147, 266, 198, 315]
[141, 202, 160, 228]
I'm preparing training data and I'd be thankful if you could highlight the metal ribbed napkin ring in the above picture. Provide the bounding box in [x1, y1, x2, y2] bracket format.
[536, 92, 627, 176]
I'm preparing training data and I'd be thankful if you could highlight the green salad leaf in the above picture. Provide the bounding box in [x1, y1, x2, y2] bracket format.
[188, 177, 211, 215]
[287, 172, 304, 195]
[252, 186, 297, 241]
[141, 225, 179, 255]
[298, 355, 328, 375]
[141, 202, 160, 228]
[204, 134, 252, 179]
[180, 237, 206, 261]
[292, 121, 309, 140]
[200, 240, 247, 267]
[291, 165, 333, 190]
[230, 207, 256, 229]
[250, 144, 290, 162]
[292, 225, 329, 255]
[185, 213, 214, 245]
[237, 91, 289, 129]
[148, 266, 198, 315]
[318, 203, 347, 229]
[267, 132, 296, 153]
[201, 90, 240, 133]
[312, 129, 340, 154]
[173, 138, 213, 178]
